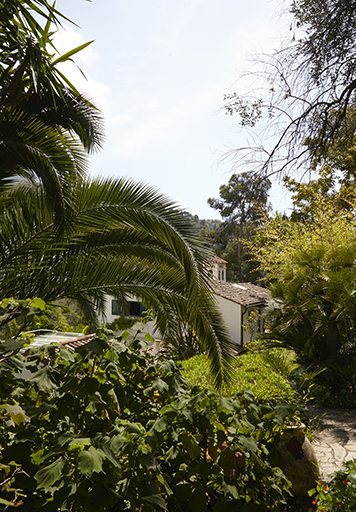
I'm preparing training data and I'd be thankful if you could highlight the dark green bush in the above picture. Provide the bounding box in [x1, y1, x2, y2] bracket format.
[0, 330, 300, 511]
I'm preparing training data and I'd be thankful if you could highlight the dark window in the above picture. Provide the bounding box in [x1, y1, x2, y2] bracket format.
[129, 301, 141, 317]
[112, 299, 147, 317]
[112, 299, 121, 316]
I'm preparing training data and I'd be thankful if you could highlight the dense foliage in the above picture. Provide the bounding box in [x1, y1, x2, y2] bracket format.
[251, 198, 356, 395]
[0, 327, 302, 511]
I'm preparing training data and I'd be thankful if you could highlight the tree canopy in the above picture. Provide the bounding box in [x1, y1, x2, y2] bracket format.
[208, 171, 271, 282]
[223, 0, 356, 179]
[251, 194, 356, 392]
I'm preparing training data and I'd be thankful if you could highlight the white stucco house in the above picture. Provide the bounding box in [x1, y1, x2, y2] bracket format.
[99, 255, 271, 348]
[210, 256, 271, 346]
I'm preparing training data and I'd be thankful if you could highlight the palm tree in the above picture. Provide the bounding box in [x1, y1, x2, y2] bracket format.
[0, 1, 235, 385]
[262, 245, 356, 391]
[0, 0, 104, 231]
[0, 177, 235, 386]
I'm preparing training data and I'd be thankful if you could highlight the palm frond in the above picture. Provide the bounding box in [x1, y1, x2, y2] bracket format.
[0, 177, 235, 385]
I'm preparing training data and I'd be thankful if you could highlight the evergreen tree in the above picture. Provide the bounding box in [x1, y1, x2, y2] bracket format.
[208, 171, 271, 282]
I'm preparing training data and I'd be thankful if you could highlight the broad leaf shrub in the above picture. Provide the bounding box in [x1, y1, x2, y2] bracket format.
[181, 352, 296, 405]
[309, 460, 356, 511]
[0, 332, 299, 511]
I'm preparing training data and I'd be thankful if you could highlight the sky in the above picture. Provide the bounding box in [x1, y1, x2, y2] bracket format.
[54, 0, 293, 219]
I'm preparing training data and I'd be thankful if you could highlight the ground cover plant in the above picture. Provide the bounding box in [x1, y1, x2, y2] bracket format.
[0, 323, 305, 511]
[180, 349, 297, 406]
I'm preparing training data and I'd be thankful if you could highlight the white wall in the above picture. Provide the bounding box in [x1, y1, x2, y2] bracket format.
[101, 293, 264, 349]
[99, 294, 159, 341]
[215, 298, 265, 346]
[215, 295, 242, 345]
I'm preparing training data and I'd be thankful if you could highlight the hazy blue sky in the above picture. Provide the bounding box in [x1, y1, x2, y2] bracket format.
[55, 0, 293, 218]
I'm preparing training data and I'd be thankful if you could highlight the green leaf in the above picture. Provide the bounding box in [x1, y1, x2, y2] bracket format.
[77, 337, 109, 356]
[274, 404, 296, 418]
[0, 497, 17, 506]
[69, 438, 92, 451]
[78, 447, 104, 475]
[151, 417, 167, 433]
[157, 474, 173, 496]
[239, 435, 258, 452]
[144, 333, 155, 343]
[142, 494, 168, 510]
[180, 432, 201, 460]
[27, 367, 59, 393]
[222, 481, 239, 499]
[109, 435, 126, 453]
[30, 297, 46, 310]
[140, 454, 158, 470]
[3, 404, 30, 426]
[95, 444, 121, 469]
[35, 457, 65, 489]
[0, 339, 31, 352]
[123, 422, 142, 434]
[219, 397, 235, 412]
[152, 378, 169, 394]
[104, 362, 125, 381]
[31, 448, 44, 465]
[52, 40, 94, 64]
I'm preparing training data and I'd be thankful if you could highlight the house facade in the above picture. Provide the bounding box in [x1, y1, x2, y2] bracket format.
[99, 294, 158, 339]
[212, 280, 271, 346]
[100, 257, 271, 347]
[209, 256, 271, 346]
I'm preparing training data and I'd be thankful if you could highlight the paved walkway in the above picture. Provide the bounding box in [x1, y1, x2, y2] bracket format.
[308, 406, 356, 480]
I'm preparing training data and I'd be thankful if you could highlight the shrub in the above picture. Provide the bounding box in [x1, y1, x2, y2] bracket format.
[0, 330, 299, 511]
[106, 316, 140, 332]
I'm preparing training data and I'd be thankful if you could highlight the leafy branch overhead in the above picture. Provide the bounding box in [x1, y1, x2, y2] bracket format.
[223, 0, 356, 178]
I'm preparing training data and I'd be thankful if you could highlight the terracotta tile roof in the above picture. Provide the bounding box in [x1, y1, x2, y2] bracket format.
[59, 334, 96, 351]
[209, 255, 227, 265]
[213, 281, 271, 307]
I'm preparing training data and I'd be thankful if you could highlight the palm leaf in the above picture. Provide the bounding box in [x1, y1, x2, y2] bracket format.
[0, 178, 235, 385]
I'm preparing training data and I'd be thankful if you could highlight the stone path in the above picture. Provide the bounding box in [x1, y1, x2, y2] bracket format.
[308, 406, 356, 480]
